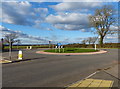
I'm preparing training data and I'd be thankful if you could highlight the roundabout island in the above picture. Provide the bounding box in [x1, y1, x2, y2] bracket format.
[36, 48, 107, 55]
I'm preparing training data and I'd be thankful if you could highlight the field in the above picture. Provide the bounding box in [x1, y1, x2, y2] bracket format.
[3, 45, 49, 49]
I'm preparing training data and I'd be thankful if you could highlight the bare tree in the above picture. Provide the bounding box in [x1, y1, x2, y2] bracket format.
[91, 37, 98, 44]
[87, 37, 92, 44]
[81, 39, 87, 44]
[89, 5, 116, 47]
[87, 37, 98, 45]
[81, 39, 88, 48]
[4, 33, 19, 50]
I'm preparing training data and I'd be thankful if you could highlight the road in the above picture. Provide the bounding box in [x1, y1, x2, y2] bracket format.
[2, 49, 118, 87]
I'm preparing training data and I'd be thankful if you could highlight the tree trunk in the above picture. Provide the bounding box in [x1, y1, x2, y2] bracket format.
[99, 36, 104, 47]
[92, 44, 94, 48]
[9, 42, 13, 51]
[11, 42, 13, 51]
[1, 43, 4, 52]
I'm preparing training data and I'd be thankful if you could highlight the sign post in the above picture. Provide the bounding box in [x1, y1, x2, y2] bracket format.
[59, 46, 60, 53]
[57, 43, 62, 53]
[61, 46, 64, 53]
[49, 40, 52, 49]
[63, 46, 64, 53]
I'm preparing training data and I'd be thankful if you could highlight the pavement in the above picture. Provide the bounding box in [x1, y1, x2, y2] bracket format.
[1, 48, 49, 63]
[1, 48, 119, 88]
[66, 62, 119, 89]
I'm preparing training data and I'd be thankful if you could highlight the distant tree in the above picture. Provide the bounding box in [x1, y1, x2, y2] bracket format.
[4, 33, 19, 50]
[89, 5, 116, 47]
[81, 39, 88, 48]
[87, 37, 92, 44]
[87, 37, 98, 45]
[91, 37, 98, 44]
[81, 39, 87, 44]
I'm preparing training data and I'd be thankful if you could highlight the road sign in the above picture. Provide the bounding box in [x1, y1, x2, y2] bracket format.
[57, 43, 62, 46]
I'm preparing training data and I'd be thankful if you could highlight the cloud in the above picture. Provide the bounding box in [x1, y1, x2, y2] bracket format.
[105, 34, 119, 39]
[110, 25, 118, 31]
[47, 2, 118, 32]
[0, 25, 22, 35]
[48, 2, 102, 31]
[53, 24, 90, 31]
[1, 1, 48, 27]
[1, 0, 119, 2]
[50, 2, 102, 11]
[46, 13, 91, 31]
[104, 34, 118, 43]
[0, 25, 49, 43]
[62, 0, 118, 2]
[46, 13, 90, 25]
[2, 0, 63, 2]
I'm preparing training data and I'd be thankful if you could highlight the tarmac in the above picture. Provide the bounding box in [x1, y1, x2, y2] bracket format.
[1, 49, 119, 88]
[1, 49, 107, 64]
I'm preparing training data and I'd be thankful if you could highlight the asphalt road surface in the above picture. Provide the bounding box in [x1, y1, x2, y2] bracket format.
[2, 49, 118, 87]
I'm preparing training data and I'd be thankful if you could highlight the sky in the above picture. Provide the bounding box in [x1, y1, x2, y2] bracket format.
[0, 0, 119, 44]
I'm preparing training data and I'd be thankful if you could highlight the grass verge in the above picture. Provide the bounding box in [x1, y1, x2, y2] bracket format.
[44, 48, 98, 53]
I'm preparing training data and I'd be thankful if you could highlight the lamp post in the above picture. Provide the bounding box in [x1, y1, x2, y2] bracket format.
[9, 38, 12, 60]
[49, 40, 52, 49]
[49, 41, 51, 48]
[17, 40, 20, 50]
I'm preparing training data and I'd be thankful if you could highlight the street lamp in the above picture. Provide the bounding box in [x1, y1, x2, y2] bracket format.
[49, 40, 52, 49]
[9, 37, 12, 60]
[49, 41, 51, 48]
[17, 39, 21, 49]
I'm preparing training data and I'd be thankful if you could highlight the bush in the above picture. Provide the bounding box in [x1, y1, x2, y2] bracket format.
[64, 43, 120, 48]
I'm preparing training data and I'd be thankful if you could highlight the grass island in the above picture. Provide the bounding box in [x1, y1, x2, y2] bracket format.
[44, 48, 99, 53]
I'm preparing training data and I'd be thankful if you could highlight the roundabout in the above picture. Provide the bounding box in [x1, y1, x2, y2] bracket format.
[36, 48, 107, 55]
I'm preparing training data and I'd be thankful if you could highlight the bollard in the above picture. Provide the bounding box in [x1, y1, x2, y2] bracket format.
[95, 44, 97, 50]
[59, 46, 60, 53]
[63, 48, 64, 53]
[61, 46, 63, 53]
[61, 46, 64, 53]
[26, 46, 29, 49]
[18, 50, 22, 60]
[30, 46, 32, 50]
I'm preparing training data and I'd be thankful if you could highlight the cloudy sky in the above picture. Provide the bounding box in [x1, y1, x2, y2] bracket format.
[0, 1, 119, 44]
